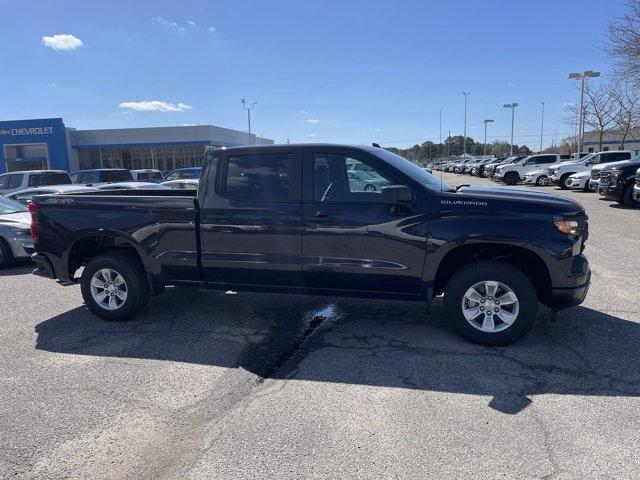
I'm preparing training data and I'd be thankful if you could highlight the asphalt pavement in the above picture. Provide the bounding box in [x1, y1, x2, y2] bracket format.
[1, 172, 639, 479]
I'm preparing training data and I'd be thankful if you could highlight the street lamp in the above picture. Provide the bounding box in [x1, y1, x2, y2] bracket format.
[540, 101, 545, 153]
[241, 98, 258, 135]
[483, 119, 494, 158]
[462, 91, 470, 158]
[568, 70, 600, 154]
[503, 103, 519, 156]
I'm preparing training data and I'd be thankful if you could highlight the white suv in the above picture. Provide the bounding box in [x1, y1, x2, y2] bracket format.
[548, 151, 633, 189]
[494, 154, 562, 185]
[0, 170, 72, 195]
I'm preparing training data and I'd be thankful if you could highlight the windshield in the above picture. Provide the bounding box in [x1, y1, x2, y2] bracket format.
[137, 172, 164, 182]
[102, 170, 134, 182]
[0, 196, 28, 214]
[373, 149, 452, 191]
[28, 172, 71, 187]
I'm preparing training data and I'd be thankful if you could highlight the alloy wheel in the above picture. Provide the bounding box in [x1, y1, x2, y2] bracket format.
[90, 268, 128, 310]
[461, 280, 519, 333]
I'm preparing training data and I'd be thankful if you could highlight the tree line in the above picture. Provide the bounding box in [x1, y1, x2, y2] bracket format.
[386, 136, 532, 163]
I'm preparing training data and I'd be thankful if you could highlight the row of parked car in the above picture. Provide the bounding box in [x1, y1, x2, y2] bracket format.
[432, 151, 640, 207]
[0, 167, 203, 204]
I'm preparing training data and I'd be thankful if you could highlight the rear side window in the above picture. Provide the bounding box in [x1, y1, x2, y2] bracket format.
[28, 172, 71, 187]
[601, 152, 631, 163]
[225, 153, 298, 202]
[534, 155, 556, 164]
[8, 174, 23, 189]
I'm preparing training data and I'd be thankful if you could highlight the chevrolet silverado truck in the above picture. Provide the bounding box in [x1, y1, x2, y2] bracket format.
[597, 157, 640, 207]
[30, 144, 591, 346]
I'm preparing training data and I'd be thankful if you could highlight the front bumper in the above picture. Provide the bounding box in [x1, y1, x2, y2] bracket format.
[633, 186, 640, 202]
[598, 184, 622, 200]
[7, 236, 34, 259]
[523, 176, 537, 184]
[548, 255, 591, 310]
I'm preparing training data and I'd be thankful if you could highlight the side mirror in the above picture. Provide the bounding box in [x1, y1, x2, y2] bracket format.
[381, 185, 412, 204]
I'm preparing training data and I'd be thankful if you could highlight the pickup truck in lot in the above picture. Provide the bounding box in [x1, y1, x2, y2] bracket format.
[597, 158, 640, 207]
[548, 151, 633, 189]
[494, 154, 562, 185]
[30, 144, 591, 345]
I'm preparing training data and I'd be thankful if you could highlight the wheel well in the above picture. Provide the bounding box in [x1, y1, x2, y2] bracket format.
[68, 235, 144, 279]
[433, 244, 551, 303]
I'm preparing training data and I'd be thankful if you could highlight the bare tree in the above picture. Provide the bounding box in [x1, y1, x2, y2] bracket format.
[605, 1, 640, 87]
[610, 81, 640, 148]
[582, 81, 617, 151]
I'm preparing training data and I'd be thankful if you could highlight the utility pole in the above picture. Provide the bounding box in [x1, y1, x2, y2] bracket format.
[439, 109, 442, 158]
[483, 119, 494, 158]
[240, 98, 258, 135]
[503, 103, 519, 156]
[568, 71, 600, 154]
[462, 92, 469, 158]
[540, 101, 545, 153]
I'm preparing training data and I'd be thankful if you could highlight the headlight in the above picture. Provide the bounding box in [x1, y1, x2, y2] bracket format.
[10, 227, 31, 237]
[610, 169, 623, 179]
[553, 218, 579, 235]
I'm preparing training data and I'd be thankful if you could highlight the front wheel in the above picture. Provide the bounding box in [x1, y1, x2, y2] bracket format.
[536, 175, 549, 186]
[80, 251, 150, 321]
[559, 173, 572, 189]
[622, 184, 640, 207]
[364, 184, 377, 192]
[444, 261, 538, 345]
[0, 239, 14, 269]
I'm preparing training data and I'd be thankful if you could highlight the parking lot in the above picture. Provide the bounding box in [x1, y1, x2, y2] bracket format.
[1, 171, 639, 479]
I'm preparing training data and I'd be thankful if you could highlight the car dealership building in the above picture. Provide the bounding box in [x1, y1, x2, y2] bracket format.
[0, 118, 274, 174]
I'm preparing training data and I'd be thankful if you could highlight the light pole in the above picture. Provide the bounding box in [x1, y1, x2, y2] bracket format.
[540, 101, 545, 153]
[568, 71, 600, 154]
[462, 91, 469, 158]
[241, 98, 258, 135]
[503, 103, 518, 156]
[483, 119, 494, 158]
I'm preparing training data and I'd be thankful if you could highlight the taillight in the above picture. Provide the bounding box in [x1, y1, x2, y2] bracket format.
[28, 202, 39, 242]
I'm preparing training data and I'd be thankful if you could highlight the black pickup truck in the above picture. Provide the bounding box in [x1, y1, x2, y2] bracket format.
[597, 158, 640, 207]
[30, 144, 590, 345]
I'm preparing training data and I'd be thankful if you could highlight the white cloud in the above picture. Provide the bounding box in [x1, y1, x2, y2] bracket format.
[299, 109, 308, 114]
[119, 100, 193, 112]
[153, 17, 186, 33]
[306, 133, 317, 137]
[187, 20, 197, 27]
[507, 82, 516, 87]
[306, 118, 320, 124]
[42, 34, 84, 51]
[207, 26, 216, 32]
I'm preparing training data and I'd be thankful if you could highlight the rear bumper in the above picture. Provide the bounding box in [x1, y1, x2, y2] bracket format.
[32, 253, 56, 279]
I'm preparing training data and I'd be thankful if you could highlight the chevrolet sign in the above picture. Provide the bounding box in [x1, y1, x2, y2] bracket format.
[1, 127, 54, 136]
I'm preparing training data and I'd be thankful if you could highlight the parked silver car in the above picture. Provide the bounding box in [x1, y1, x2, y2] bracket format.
[347, 170, 390, 192]
[0, 196, 33, 267]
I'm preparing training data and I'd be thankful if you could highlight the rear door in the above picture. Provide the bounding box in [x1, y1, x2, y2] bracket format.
[300, 147, 426, 295]
[199, 149, 303, 288]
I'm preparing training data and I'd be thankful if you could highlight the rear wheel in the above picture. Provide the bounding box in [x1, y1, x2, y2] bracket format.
[80, 251, 150, 321]
[504, 172, 519, 185]
[0, 238, 14, 269]
[444, 261, 538, 345]
[535, 175, 549, 186]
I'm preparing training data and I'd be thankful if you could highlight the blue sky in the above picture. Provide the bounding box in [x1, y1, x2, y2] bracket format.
[0, 0, 626, 149]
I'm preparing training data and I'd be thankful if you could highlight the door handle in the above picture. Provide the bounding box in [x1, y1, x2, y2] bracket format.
[307, 214, 334, 223]
[209, 213, 232, 221]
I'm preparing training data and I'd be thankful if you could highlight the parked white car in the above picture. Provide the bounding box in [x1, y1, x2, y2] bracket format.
[548, 151, 633, 189]
[494, 154, 562, 185]
[565, 171, 592, 191]
[0, 170, 72, 196]
[522, 168, 552, 186]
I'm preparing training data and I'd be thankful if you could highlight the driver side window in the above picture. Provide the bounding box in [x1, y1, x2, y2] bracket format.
[313, 154, 393, 202]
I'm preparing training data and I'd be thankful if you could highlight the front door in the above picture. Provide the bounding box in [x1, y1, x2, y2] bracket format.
[301, 148, 427, 295]
[199, 150, 303, 289]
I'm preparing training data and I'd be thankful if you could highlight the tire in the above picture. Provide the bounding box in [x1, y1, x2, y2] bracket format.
[622, 184, 640, 207]
[583, 180, 591, 192]
[80, 251, 150, 321]
[364, 184, 377, 192]
[0, 238, 14, 269]
[444, 261, 538, 346]
[535, 175, 549, 186]
[504, 172, 519, 185]
[559, 173, 572, 189]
